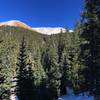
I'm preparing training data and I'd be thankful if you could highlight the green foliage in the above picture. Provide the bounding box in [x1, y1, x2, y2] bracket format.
[0, 15, 95, 100]
[44, 41, 61, 100]
[0, 23, 83, 100]
[80, 0, 100, 98]
[0, 1, 100, 99]
[16, 37, 34, 100]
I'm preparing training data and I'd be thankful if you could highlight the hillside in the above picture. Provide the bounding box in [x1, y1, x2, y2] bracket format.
[0, 25, 77, 100]
[0, 20, 33, 31]
[0, 20, 71, 35]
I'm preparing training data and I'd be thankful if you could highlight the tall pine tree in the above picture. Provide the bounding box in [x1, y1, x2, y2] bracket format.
[80, 0, 100, 99]
[42, 37, 61, 100]
[16, 37, 34, 100]
[60, 55, 69, 95]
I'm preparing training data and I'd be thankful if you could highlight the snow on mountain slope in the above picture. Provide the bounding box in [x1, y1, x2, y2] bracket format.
[32, 27, 67, 35]
[0, 20, 33, 30]
[0, 20, 73, 35]
[58, 87, 94, 100]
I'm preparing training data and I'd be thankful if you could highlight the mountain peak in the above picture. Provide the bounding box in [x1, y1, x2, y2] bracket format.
[0, 20, 73, 35]
[32, 27, 66, 35]
[0, 20, 32, 30]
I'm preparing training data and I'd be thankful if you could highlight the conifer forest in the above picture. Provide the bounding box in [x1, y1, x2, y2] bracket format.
[0, 0, 100, 100]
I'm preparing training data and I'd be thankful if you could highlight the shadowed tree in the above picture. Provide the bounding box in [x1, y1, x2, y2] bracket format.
[42, 38, 61, 100]
[16, 37, 34, 100]
[80, 0, 100, 99]
[60, 55, 69, 95]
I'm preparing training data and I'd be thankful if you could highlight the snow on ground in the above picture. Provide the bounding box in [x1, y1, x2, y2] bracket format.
[58, 87, 94, 100]
[11, 87, 94, 100]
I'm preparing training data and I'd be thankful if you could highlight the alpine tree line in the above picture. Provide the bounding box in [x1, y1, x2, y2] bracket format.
[0, 0, 100, 100]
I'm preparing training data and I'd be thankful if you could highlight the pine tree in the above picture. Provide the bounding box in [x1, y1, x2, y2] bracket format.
[59, 23, 81, 95]
[70, 21, 81, 93]
[16, 37, 34, 100]
[60, 55, 69, 95]
[57, 30, 65, 63]
[32, 47, 46, 100]
[57, 31, 68, 95]
[43, 39, 61, 100]
[46, 48, 61, 100]
[80, 0, 100, 99]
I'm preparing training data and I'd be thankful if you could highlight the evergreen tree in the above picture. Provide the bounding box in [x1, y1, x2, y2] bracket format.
[16, 37, 34, 100]
[57, 30, 65, 63]
[32, 48, 46, 100]
[33, 47, 46, 86]
[60, 55, 69, 95]
[57, 31, 68, 95]
[69, 21, 81, 93]
[43, 39, 61, 100]
[80, 0, 100, 99]
[58, 24, 81, 95]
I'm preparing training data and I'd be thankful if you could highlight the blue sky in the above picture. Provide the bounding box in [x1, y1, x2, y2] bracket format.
[0, 0, 83, 29]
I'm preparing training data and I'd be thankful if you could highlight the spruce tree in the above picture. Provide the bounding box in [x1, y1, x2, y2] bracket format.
[80, 0, 100, 99]
[43, 39, 61, 100]
[16, 37, 34, 100]
[60, 55, 68, 95]
[70, 21, 81, 93]
[57, 30, 65, 63]
[57, 31, 68, 95]
[32, 48, 46, 100]
[46, 48, 61, 100]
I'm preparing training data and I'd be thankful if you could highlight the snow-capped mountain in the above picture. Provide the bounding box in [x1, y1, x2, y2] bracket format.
[0, 20, 73, 35]
[32, 27, 66, 35]
[0, 20, 32, 30]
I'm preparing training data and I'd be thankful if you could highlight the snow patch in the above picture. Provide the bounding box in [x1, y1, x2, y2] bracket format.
[69, 30, 73, 33]
[32, 27, 66, 35]
[10, 94, 16, 100]
[58, 87, 94, 100]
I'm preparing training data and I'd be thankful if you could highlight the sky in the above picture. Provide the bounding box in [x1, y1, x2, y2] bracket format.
[0, 0, 83, 29]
